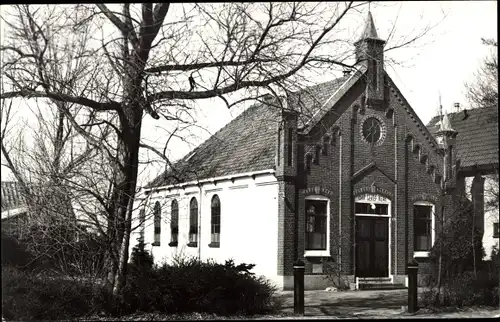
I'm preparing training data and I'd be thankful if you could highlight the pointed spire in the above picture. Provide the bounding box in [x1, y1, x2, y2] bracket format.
[357, 11, 385, 43]
[439, 109, 455, 132]
[438, 91, 443, 119]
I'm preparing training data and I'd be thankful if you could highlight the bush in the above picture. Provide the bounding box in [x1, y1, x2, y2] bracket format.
[1, 266, 109, 321]
[1, 227, 106, 278]
[119, 257, 279, 316]
[128, 235, 154, 275]
[1, 231, 32, 268]
[2, 256, 279, 319]
[421, 270, 499, 308]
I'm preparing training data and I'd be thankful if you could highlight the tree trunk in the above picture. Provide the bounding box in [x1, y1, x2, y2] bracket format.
[105, 77, 144, 299]
[434, 205, 445, 306]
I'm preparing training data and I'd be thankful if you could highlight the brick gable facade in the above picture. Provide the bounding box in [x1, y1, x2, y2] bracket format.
[140, 12, 496, 290]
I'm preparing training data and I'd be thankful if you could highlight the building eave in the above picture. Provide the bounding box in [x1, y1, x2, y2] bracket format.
[143, 169, 277, 194]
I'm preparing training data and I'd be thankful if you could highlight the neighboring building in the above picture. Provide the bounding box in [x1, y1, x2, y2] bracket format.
[1, 181, 28, 236]
[427, 105, 499, 259]
[134, 12, 498, 290]
[1, 180, 96, 240]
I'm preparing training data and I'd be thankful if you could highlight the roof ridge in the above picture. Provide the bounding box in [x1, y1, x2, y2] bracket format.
[427, 105, 497, 126]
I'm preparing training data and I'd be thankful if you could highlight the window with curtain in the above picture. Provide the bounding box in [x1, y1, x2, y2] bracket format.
[414, 204, 433, 251]
[305, 199, 328, 250]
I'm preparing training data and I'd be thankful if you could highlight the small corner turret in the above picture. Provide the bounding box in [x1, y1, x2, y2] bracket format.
[435, 110, 459, 189]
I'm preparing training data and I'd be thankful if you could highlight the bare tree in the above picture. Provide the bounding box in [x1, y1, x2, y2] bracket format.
[465, 38, 498, 109]
[0, 3, 438, 299]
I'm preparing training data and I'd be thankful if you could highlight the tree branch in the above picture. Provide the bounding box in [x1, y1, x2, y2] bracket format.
[96, 3, 140, 50]
[0, 90, 121, 111]
[145, 58, 276, 74]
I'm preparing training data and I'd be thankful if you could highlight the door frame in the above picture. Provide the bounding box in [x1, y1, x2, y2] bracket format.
[354, 193, 391, 278]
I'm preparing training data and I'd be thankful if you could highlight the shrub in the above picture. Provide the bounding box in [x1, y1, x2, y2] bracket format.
[322, 258, 349, 290]
[129, 235, 154, 274]
[421, 270, 499, 308]
[2, 257, 279, 319]
[1, 231, 32, 268]
[1, 227, 106, 278]
[120, 257, 279, 316]
[1, 266, 109, 320]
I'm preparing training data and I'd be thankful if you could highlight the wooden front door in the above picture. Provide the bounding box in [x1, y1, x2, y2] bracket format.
[355, 217, 389, 277]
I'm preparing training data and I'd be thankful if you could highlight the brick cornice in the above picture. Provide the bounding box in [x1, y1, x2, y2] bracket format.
[275, 175, 297, 184]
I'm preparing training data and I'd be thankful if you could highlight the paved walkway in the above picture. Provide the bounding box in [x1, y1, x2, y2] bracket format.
[271, 289, 499, 319]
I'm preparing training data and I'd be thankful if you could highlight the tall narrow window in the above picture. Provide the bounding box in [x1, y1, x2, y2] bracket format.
[210, 195, 221, 247]
[373, 60, 378, 90]
[188, 197, 198, 247]
[493, 223, 499, 239]
[287, 128, 293, 166]
[305, 153, 313, 174]
[139, 208, 146, 240]
[305, 199, 328, 250]
[169, 200, 178, 246]
[277, 127, 282, 166]
[153, 201, 161, 246]
[314, 145, 321, 165]
[414, 204, 434, 251]
[322, 136, 330, 156]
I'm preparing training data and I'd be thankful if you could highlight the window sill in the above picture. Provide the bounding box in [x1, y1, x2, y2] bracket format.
[168, 241, 178, 247]
[187, 242, 198, 248]
[413, 251, 430, 258]
[151, 242, 160, 247]
[304, 250, 330, 257]
[208, 242, 220, 248]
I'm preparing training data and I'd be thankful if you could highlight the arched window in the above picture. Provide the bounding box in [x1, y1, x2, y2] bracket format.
[210, 195, 221, 247]
[169, 200, 178, 246]
[188, 197, 198, 246]
[153, 201, 161, 246]
[139, 208, 146, 240]
[314, 145, 321, 165]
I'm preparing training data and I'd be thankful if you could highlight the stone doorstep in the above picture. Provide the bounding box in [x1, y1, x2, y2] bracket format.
[357, 277, 406, 290]
[358, 283, 407, 290]
[357, 277, 393, 283]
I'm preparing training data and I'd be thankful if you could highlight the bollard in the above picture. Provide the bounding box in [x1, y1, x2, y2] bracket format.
[293, 260, 305, 315]
[407, 259, 419, 313]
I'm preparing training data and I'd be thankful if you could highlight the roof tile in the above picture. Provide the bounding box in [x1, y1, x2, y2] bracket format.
[427, 106, 498, 168]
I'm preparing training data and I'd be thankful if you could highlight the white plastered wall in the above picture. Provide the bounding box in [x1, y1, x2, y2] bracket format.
[130, 172, 280, 284]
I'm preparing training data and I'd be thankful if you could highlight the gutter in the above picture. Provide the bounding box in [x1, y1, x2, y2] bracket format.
[144, 169, 276, 193]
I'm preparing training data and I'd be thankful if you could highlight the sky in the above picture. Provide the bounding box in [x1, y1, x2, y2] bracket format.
[0, 1, 498, 186]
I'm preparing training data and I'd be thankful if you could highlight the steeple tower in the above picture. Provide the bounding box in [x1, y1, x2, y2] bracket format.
[354, 11, 386, 105]
[436, 109, 458, 187]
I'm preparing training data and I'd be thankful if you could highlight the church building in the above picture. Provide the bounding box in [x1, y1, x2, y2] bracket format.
[133, 12, 498, 290]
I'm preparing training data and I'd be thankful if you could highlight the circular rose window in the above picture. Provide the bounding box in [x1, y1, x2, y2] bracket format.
[362, 117, 385, 144]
